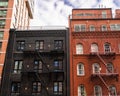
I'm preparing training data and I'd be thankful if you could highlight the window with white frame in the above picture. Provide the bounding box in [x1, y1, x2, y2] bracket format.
[110, 24, 120, 31]
[78, 84, 86, 96]
[107, 63, 114, 73]
[94, 85, 102, 96]
[77, 63, 85, 76]
[90, 25, 95, 31]
[11, 82, 20, 95]
[104, 43, 111, 53]
[76, 44, 83, 54]
[53, 82, 63, 95]
[102, 11, 107, 18]
[91, 43, 98, 53]
[109, 85, 117, 96]
[74, 24, 86, 32]
[93, 63, 100, 73]
[101, 25, 107, 31]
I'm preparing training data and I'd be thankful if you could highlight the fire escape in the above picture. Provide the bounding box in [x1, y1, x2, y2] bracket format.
[21, 43, 64, 96]
[90, 49, 119, 95]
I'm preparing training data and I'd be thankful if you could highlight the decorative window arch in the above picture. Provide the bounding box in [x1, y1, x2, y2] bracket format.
[109, 85, 117, 96]
[104, 43, 111, 53]
[107, 63, 114, 73]
[91, 43, 98, 53]
[78, 84, 86, 96]
[93, 63, 100, 73]
[76, 44, 83, 54]
[94, 85, 102, 96]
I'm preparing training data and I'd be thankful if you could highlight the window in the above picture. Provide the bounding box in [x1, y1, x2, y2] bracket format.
[54, 40, 63, 50]
[0, 31, 3, 39]
[78, 85, 86, 96]
[104, 43, 111, 53]
[34, 60, 42, 73]
[74, 24, 86, 32]
[77, 63, 85, 76]
[94, 85, 102, 96]
[93, 63, 100, 73]
[102, 11, 107, 18]
[0, 2, 8, 7]
[109, 85, 117, 96]
[11, 82, 20, 95]
[0, 10, 7, 17]
[91, 43, 98, 53]
[107, 63, 114, 73]
[110, 24, 120, 31]
[53, 60, 63, 71]
[90, 25, 95, 31]
[13, 60, 23, 74]
[32, 82, 41, 94]
[53, 82, 63, 95]
[0, 19, 5, 28]
[101, 25, 107, 31]
[17, 41, 25, 51]
[35, 40, 44, 50]
[0, 42, 2, 50]
[76, 44, 83, 54]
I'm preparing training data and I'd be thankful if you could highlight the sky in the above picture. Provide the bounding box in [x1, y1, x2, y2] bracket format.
[30, 0, 120, 27]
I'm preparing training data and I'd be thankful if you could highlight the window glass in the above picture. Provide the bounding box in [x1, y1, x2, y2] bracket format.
[74, 24, 86, 32]
[53, 82, 63, 95]
[104, 43, 111, 53]
[11, 82, 20, 94]
[107, 63, 113, 73]
[16, 41, 25, 51]
[34, 60, 42, 73]
[109, 85, 117, 96]
[94, 85, 102, 96]
[101, 25, 107, 31]
[91, 43, 98, 52]
[90, 25, 95, 31]
[78, 85, 86, 96]
[53, 60, 63, 71]
[35, 40, 44, 50]
[77, 63, 85, 75]
[76, 44, 83, 54]
[102, 11, 107, 18]
[93, 63, 100, 73]
[54, 40, 63, 50]
[0, 32, 3, 39]
[0, 42, 2, 50]
[32, 82, 41, 93]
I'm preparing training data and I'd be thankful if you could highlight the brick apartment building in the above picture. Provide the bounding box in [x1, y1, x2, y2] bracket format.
[0, 0, 34, 81]
[0, 27, 69, 96]
[69, 8, 120, 96]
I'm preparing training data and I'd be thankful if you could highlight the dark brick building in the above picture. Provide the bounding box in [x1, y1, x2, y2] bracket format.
[0, 27, 69, 96]
[69, 8, 120, 96]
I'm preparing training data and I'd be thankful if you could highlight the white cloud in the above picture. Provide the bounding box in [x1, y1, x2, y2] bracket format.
[30, 0, 120, 26]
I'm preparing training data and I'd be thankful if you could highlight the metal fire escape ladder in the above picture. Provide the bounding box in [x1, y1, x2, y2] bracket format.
[35, 72, 49, 96]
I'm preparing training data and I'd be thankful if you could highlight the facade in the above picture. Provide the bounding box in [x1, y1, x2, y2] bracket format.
[0, 27, 69, 96]
[0, 0, 34, 81]
[69, 8, 120, 96]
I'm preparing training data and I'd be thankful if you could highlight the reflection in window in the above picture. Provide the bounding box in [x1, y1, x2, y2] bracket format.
[94, 85, 102, 96]
[78, 84, 86, 96]
[77, 63, 85, 76]
[53, 60, 63, 71]
[76, 44, 83, 54]
[91, 43, 98, 52]
[53, 82, 63, 95]
[107, 63, 114, 73]
[93, 63, 100, 73]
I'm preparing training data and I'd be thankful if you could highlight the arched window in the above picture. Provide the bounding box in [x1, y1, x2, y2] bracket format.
[107, 63, 114, 73]
[109, 85, 117, 96]
[77, 63, 85, 76]
[93, 63, 100, 73]
[76, 44, 83, 54]
[91, 43, 98, 52]
[90, 25, 95, 31]
[94, 85, 102, 96]
[78, 84, 86, 96]
[101, 25, 107, 31]
[104, 43, 111, 53]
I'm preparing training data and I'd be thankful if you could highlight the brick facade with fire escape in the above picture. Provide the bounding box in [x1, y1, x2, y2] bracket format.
[69, 8, 120, 96]
[0, 27, 69, 96]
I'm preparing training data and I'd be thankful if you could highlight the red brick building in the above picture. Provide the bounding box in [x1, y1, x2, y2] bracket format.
[69, 8, 120, 96]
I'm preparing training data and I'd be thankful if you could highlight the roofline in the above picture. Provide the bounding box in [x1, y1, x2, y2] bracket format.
[72, 8, 112, 11]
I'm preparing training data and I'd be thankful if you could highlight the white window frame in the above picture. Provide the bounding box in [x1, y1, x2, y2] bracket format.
[76, 44, 83, 54]
[101, 25, 107, 31]
[77, 63, 85, 76]
[109, 85, 117, 96]
[110, 24, 120, 31]
[90, 25, 95, 31]
[78, 85, 86, 96]
[91, 43, 98, 53]
[94, 85, 102, 96]
[93, 63, 100, 74]
[102, 11, 107, 18]
[74, 24, 86, 32]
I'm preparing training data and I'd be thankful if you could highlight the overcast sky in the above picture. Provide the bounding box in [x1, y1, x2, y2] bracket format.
[30, 0, 120, 27]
